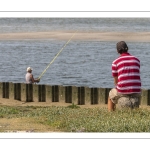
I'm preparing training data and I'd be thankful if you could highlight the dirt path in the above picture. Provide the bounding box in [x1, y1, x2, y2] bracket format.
[0, 97, 107, 108]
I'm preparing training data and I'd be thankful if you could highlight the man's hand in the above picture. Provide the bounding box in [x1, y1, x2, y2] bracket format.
[37, 78, 40, 83]
[35, 78, 40, 83]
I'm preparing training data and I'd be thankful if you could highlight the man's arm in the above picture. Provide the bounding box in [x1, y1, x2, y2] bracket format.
[114, 76, 118, 86]
[30, 74, 40, 83]
[30, 74, 35, 83]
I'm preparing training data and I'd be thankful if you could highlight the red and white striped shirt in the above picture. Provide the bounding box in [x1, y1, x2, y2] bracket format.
[112, 52, 141, 94]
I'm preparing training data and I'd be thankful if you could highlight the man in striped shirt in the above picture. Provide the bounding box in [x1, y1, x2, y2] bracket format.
[108, 41, 141, 111]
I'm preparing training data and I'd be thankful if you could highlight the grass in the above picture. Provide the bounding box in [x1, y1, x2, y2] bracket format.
[0, 104, 150, 132]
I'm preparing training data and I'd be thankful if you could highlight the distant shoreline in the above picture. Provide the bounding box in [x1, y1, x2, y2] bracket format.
[0, 31, 150, 42]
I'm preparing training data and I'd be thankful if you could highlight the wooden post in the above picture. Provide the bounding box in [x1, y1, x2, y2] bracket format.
[9, 82, 14, 100]
[99, 88, 108, 104]
[0, 82, 3, 98]
[59, 85, 65, 103]
[2, 82, 9, 98]
[2, 82, 5, 98]
[141, 89, 150, 106]
[91, 88, 98, 104]
[147, 90, 150, 105]
[26, 84, 33, 102]
[33, 84, 38, 102]
[78, 87, 85, 105]
[38, 84, 46, 102]
[85, 87, 91, 104]
[46, 85, 52, 102]
[52, 85, 59, 102]
[14, 83, 21, 101]
[21, 83, 26, 102]
[72, 86, 78, 104]
[65, 86, 72, 103]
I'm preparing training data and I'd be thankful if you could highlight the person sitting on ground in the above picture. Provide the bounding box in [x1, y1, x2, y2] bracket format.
[25, 67, 40, 84]
[108, 41, 141, 111]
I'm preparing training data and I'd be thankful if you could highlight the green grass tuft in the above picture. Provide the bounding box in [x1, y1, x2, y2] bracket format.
[66, 103, 80, 109]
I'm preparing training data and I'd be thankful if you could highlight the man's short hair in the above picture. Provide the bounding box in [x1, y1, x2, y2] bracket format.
[116, 41, 128, 54]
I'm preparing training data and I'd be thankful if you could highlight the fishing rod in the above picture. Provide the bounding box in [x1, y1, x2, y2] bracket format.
[38, 31, 77, 80]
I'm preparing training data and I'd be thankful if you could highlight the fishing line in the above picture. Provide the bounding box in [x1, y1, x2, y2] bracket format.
[38, 31, 77, 80]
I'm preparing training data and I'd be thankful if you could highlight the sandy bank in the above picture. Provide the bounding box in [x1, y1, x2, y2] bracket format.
[0, 31, 150, 42]
[0, 98, 107, 108]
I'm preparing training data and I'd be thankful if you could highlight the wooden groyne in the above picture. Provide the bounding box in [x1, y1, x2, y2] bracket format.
[0, 82, 150, 106]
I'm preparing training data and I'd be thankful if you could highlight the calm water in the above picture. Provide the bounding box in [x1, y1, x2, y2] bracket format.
[0, 18, 150, 89]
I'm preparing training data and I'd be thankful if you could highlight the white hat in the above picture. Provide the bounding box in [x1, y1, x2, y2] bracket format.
[26, 67, 33, 72]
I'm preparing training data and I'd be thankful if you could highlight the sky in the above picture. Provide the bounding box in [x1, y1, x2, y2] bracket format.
[0, 0, 150, 18]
